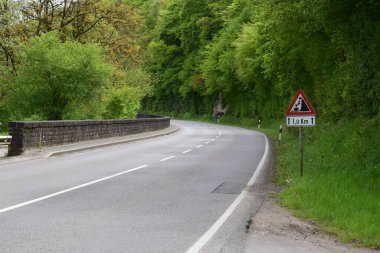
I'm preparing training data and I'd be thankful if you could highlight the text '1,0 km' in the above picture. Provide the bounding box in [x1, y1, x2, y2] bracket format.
[286, 89, 316, 127]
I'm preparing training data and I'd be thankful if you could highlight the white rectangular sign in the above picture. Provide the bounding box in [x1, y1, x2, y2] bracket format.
[286, 116, 316, 127]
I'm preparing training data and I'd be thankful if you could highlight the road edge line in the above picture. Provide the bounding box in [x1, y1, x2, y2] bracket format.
[185, 132, 269, 253]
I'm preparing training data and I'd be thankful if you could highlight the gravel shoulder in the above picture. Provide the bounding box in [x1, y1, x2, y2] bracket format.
[246, 184, 378, 253]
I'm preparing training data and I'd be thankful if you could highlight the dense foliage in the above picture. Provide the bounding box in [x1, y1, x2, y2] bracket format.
[0, 0, 152, 124]
[145, 0, 380, 121]
[9, 33, 113, 120]
[2, 0, 378, 121]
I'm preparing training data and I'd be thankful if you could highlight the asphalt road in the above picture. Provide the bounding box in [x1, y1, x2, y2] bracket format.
[0, 120, 269, 253]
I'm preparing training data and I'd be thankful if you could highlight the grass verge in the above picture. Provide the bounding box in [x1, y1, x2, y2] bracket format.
[275, 117, 379, 249]
[173, 113, 380, 249]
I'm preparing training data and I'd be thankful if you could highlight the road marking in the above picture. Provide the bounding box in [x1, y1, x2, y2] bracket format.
[211, 139, 215, 142]
[216, 136, 220, 138]
[160, 156, 175, 162]
[195, 145, 203, 148]
[182, 149, 192, 154]
[205, 141, 210, 144]
[186, 133, 269, 253]
[0, 165, 149, 215]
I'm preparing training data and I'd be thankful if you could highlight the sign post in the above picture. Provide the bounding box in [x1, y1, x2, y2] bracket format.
[286, 89, 316, 177]
[299, 127, 303, 176]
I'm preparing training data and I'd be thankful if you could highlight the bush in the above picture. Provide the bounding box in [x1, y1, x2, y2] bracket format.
[9, 32, 113, 120]
[102, 86, 143, 119]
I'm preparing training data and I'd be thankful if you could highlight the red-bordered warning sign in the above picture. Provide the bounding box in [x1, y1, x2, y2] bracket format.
[286, 89, 316, 116]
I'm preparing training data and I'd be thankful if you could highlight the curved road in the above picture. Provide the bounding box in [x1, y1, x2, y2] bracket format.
[0, 120, 269, 252]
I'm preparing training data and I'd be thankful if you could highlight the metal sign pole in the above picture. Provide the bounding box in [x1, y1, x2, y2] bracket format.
[299, 127, 303, 177]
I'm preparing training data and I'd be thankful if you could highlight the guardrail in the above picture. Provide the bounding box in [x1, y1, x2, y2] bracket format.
[0, 135, 12, 145]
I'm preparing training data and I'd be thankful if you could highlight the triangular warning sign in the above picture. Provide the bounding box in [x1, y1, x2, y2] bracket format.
[286, 89, 316, 116]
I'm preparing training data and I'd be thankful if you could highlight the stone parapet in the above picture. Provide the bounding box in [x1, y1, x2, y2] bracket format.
[8, 115, 170, 156]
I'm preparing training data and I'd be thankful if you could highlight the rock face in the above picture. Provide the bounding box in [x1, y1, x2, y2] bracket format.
[8, 115, 170, 156]
[213, 95, 227, 119]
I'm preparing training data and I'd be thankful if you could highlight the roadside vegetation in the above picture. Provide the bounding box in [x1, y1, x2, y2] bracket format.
[274, 117, 379, 249]
[143, 0, 379, 121]
[0, 0, 152, 128]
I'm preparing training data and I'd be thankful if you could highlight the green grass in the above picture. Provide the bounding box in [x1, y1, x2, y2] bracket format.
[275, 117, 379, 249]
[172, 113, 380, 249]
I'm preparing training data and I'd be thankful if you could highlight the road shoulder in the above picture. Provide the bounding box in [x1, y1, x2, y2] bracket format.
[245, 184, 378, 253]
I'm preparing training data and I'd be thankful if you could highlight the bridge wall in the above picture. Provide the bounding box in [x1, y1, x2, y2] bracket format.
[8, 115, 170, 156]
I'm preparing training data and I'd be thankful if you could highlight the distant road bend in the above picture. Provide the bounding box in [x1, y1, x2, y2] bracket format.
[0, 120, 269, 253]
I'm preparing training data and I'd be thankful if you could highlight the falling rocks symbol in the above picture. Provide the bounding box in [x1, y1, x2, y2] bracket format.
[292, 96, 310, 112]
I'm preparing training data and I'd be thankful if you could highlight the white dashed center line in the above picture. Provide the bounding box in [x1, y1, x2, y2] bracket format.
[160, 156, 175, 162]
[205, 141, 210, 144]
[195, 145, 203, 148]
[182, 149, 192, 154]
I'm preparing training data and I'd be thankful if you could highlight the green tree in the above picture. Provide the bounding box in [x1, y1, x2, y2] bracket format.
[146, 0, 232, 114]
[0, 0, 19, 72]
[144, 0, 379, 120]
[10, 32, 112, 120]
[102, 66, 153, 119]
[103, 86, 143, 119]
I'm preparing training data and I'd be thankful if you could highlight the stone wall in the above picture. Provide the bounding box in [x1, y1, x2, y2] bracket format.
[8, 115, 170, 156]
